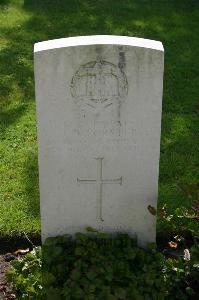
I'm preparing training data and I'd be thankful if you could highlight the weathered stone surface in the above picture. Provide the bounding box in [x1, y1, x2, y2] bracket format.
[34, 35, 164, 246]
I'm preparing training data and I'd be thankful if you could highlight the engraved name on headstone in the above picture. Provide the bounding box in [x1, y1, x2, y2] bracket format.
[34, 35, 164, 246]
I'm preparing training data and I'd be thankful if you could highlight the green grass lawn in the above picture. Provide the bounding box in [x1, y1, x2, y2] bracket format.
[0, 0, 198, 237]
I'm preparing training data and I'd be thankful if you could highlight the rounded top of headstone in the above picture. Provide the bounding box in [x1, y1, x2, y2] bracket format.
[34, 35, 164, 53]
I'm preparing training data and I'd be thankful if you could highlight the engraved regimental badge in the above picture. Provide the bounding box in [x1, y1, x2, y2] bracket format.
[71, 57, 128, 115]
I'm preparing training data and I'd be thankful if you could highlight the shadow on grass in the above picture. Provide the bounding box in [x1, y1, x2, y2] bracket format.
[0, 104, 27, 130]
[0, 0, 11, 6]
[22, 151, 40, 219]
[0, 39, 34, 102]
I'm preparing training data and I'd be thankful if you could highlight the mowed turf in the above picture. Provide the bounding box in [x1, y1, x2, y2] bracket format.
[0, 0, 198, 236]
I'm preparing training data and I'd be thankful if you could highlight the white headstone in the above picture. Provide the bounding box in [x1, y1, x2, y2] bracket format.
[34, 35, 164, 246]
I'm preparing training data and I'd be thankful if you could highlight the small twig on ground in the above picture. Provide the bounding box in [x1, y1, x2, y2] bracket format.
[23, 232, 35, 249]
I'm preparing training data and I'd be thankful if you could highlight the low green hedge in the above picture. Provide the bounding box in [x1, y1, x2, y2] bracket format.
[7, 229, 199, 299]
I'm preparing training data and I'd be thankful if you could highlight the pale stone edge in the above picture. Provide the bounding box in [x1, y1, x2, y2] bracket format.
[34, 35, 164, 53]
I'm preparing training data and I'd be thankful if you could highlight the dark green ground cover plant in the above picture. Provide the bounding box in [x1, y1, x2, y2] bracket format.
[7, 229, 199, 300]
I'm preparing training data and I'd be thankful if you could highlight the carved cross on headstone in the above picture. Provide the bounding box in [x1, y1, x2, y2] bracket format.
[77, 158, 122, 221]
